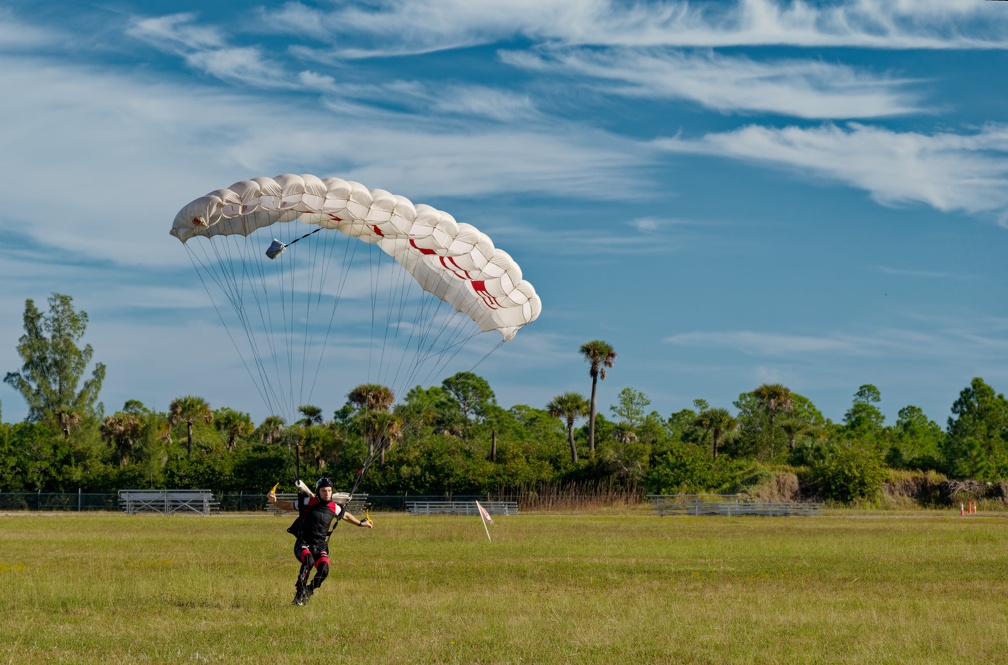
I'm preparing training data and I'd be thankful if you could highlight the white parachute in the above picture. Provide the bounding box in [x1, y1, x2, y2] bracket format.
[171, 174, 541, 418]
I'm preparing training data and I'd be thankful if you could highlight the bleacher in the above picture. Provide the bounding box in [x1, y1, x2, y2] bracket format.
[118, 489, 219, 516]
[648, 494, 822, 517]
[406, 500, 518, 516]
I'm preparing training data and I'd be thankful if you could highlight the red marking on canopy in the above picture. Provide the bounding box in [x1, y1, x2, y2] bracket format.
[372, 225, 384, 237]
[410, 239, 436, 256]
[440, 256, 471, 280]
[471, 280, 501, 310]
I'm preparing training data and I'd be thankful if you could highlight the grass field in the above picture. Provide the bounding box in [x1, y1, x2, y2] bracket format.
[1, 510, 1007, 664]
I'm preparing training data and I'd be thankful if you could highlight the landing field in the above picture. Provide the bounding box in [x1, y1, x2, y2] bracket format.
[1, 512, 1006, 664]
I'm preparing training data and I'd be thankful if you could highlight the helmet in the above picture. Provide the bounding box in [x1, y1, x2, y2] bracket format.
[315, 477, 333, 491]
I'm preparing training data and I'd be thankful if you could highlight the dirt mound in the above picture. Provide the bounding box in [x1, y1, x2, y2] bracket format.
[883, 470, 946, 507]
[738, 470, 800, 502]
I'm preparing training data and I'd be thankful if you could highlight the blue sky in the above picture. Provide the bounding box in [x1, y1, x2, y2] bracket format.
[1, 0, 1007, 427]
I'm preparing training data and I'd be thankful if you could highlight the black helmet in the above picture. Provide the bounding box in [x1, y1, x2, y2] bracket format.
[315, 477, 333, 491]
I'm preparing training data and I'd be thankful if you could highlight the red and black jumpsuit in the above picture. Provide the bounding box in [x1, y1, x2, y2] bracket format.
[291, 495, 341, 594]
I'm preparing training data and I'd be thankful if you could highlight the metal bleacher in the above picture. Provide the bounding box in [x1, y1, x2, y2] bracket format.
[118, 489, 219, 516]
[405, 500, 518, 516]
[648, 494, 823, 517]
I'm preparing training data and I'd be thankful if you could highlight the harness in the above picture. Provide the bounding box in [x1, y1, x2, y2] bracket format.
[288, 496, 340, 544]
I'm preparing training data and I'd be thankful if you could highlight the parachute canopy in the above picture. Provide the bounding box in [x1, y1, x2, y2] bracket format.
[171, 174, 541, 341]
[170, 174, 541, 420]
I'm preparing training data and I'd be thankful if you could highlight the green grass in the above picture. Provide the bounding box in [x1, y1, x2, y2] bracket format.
[1, 511, 1007, 664]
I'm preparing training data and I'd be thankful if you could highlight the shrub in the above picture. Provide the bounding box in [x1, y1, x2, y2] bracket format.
[806, 442, 886, 503]
[643, 443, 749, 494]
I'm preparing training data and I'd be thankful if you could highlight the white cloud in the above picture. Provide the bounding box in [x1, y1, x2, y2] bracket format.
[0, 50, 650, 268]
[628, 217, 662, 232]
[876, 266, 977, 280]
[0, 9, 59, 50]
[127, 14, 287, 87]
[664, 321, 1008, 361]
[664, 330, 864, 355]
[429, 87, 537, 122]
[656, 123, 1008, 215]
[257, 0, 1008, 55]
[126, 13, 223, 50]
[503, 48, 922, 119]
[300, 75, 540, 122]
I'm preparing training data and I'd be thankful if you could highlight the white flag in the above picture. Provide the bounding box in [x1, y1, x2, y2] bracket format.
[475, 501, 493, 542]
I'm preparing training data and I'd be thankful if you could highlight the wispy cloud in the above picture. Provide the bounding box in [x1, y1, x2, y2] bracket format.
[876, 266, 977, 280]
[256, 0, 1008, 56]
[299, 74, 540, 122]
[127, 14, 287, 87]
[0, 45, 652, 266]
[503, 48, 922, 119]
[492, 219, 695, 258]
[664, 330, 864, 355]
[656, 123, 1008, 216]
[664, 321, 1008, 360]
[0, 9, 59, 50]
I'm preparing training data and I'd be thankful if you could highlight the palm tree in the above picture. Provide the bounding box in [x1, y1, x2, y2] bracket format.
[168, 395, 213, 457]
[100, 413, 143, 465]
[753, 383, 793, 427]
[347, 384, 395, 412]
[215, 407, 253, 452]
[356, 409, 402, 466]
[259, 415, 286, 445]
[297, 404, 324, 428]
[547, 392, 589, 464]
[612, 422, 638, 444]
[579, 340, 616, 455]
[347, 384, 396, 462]
[54, 409, 82, 440]
[777, 417, 807, 452]
[695, 407, 737, 459]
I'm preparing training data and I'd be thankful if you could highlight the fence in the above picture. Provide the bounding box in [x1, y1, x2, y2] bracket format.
[0, 491, 272, 512]
[0, 491, 120, 511]
[648, 494, 823, 517]
[1, 492, 538, 514]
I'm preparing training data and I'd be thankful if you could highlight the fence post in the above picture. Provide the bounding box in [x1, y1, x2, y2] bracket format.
[78, 488, 82, 512]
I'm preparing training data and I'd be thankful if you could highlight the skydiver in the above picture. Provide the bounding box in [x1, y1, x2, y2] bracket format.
[268, 476, 372, 606]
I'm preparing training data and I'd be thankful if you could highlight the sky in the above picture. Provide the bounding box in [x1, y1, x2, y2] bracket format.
[1, 0, 1007, 428]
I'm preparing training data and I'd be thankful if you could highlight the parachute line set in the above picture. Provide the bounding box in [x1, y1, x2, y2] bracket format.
[171, 174, 541, 421]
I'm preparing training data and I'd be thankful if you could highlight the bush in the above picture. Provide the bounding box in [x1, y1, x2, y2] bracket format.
[806, 442, 886, 503]
[643, 443, 749, 494]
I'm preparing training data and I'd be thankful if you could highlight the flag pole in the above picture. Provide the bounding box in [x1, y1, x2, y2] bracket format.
[481, 514, 492, 542]
[476, 500, 492, 542]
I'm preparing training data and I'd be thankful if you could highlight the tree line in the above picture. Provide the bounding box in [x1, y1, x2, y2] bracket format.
[3, 294, 1008, 505]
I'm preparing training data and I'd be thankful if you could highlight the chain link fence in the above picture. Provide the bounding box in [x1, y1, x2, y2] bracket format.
[0, 492, 508, 513]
